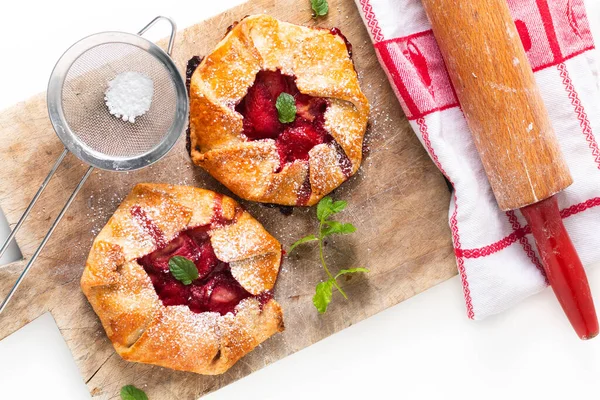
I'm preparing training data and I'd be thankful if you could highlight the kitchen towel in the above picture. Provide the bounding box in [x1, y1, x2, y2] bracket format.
[354, 0, 600, 319]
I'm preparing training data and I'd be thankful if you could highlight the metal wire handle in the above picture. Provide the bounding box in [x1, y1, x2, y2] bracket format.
[0, 148, 68, 261]
[0, 167, 93, 314]
[138, 16, 177, 56]
[0, 16, 178, 315]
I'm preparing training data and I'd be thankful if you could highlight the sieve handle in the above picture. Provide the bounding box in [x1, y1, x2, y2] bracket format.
[0, 148, 68, 261]
[0, 166, 94, 315]
[138, 16, 177, 56]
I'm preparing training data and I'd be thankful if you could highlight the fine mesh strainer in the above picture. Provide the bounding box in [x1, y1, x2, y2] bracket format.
[0, 16, 188, 313]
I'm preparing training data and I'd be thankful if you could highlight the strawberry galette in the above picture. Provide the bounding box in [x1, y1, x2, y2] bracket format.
[81, 184, 284, 375]
[188, 15, 369, 206]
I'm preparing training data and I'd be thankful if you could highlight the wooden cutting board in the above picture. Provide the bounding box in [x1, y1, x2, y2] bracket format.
[0, 0, 456, 398]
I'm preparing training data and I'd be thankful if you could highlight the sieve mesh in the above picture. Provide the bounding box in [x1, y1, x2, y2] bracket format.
[61, 42, 177, 158]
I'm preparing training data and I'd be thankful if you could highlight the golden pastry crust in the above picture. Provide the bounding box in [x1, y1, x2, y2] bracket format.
[188, 15, 370, 206]
[81, 183, 284, 375]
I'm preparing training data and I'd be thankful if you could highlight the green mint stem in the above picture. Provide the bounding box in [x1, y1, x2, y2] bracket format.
[319, 221, 348, 300]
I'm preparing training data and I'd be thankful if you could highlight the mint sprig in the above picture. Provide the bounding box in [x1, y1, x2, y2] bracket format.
[290, 196, 369, 313]
[276, 93, 297, 123]
[168, 256, 198, 285]
[310, 0, 329, 17]
[289, 234, 318, 253]
[120, 385, 148, 400]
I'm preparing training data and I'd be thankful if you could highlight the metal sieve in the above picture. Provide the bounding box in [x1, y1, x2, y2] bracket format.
[0, 16, 188, 313]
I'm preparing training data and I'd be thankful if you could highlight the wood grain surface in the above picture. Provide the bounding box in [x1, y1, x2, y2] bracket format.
[421, 0, 572, 211]
[0, 0, 456, 398]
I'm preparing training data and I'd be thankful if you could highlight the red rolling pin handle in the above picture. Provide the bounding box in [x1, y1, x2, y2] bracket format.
[521, 196, 599, 339]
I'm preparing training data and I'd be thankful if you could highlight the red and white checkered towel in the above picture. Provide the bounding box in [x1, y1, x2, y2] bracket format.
[354, 0, 600, 319]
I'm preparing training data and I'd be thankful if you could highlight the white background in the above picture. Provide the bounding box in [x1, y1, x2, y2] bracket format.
[1, 1, 600, 399]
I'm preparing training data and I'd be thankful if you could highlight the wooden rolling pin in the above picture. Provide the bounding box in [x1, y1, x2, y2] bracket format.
[420, 0, 598, 339]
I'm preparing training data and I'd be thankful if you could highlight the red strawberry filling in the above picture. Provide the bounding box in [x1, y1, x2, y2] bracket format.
[235, 70, 333, 168]
[137, 226, 253, 315]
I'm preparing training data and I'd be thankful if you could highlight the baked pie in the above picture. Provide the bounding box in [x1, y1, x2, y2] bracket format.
[81, 184, 284, 375]
[188, 15, 370, 206]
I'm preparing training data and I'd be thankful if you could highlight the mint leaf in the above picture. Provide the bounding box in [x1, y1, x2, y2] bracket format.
[336, 267, 369, 279]
[289, 234, 318, 253]
[317, 197, 348, 222]
[276, 93, 297, 123]
[330, 200, 347, 214]
[321, 221, 356, 237]
[168, 256, 198, 285]
[311, 0, 329, 16]
[316, 197, 334, 221]
[313, 279, 334, 313]
[120, 385, 148, 400]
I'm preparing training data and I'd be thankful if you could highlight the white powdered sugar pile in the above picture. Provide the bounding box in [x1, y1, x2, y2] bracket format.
[104, 71, 154, 123]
